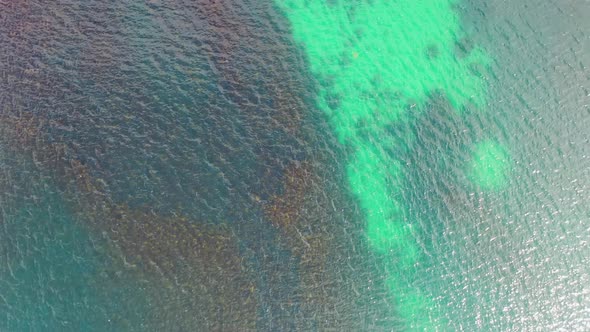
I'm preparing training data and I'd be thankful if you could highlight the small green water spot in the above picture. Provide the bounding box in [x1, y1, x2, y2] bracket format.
[386, 276, 440, 330]
[469, 141, 511, 190]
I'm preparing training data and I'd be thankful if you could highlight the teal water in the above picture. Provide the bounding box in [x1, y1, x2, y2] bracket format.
[1, 0, 589, 330]
[0, 146, 152, 331]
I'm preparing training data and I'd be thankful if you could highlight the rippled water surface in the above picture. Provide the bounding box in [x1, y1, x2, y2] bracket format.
[1, 0, 589, 330]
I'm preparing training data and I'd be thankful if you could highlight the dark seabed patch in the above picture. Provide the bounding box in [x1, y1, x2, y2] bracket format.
[1, 0, 362, 329]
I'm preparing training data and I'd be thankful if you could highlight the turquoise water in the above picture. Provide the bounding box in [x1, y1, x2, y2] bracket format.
[1, 0, 589, 330]
[0, 146, 152, 331]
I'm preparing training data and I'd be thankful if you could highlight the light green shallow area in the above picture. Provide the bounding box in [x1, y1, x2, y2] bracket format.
[275, 0, 505, 329]
[469, 140, 511, 190]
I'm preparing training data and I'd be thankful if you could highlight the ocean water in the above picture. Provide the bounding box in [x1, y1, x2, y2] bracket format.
[1, 0, 589, 331]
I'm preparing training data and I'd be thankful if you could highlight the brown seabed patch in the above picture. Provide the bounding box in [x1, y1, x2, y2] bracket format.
[261, 160, 360, 329]
[0, 112, 258, 330]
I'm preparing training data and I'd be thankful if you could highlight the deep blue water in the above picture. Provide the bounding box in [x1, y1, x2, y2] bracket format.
[1, 0, 589, 330]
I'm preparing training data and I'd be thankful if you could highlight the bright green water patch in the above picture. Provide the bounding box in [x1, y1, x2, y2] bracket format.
[275, 0, 491, 329]
[468, 140, 511, 190]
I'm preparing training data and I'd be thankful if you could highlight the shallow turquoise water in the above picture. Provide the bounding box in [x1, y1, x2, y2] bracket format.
[0, 0, 589, 330]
